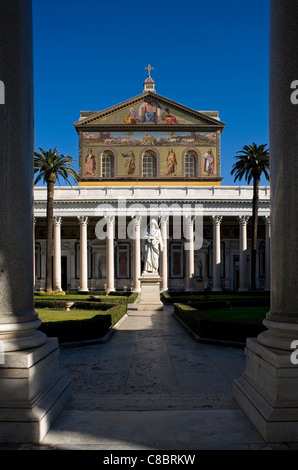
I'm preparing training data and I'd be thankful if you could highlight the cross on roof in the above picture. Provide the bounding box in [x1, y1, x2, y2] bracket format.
[145, 64, 154, 78]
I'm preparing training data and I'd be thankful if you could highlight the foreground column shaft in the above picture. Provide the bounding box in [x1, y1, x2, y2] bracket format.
[0, 0, 46, 352]
[233, 0, 298, 442]
[0, 0, 71, 443]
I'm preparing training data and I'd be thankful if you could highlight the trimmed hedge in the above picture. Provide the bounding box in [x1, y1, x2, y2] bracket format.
[34, 292, 138, 310]
[38, 304, 127, 343]
[35, 291, 66, 296]
[34, 300, 116, 310]
[173, 303, 266, 343]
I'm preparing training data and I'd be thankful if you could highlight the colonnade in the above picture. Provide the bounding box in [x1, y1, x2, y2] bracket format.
[48, 213, 271, 292]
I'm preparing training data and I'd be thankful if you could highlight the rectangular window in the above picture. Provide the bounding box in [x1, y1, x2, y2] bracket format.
[117, 243, 130, 279]
[170, 242, 184, 278]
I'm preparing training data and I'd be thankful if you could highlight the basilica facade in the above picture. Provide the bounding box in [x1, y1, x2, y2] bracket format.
[34, 70, 270, 293]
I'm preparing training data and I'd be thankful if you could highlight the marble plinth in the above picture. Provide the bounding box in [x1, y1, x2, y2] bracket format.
[136, 274, 164, 311]
[233, 338, 298, 442]
[0, 338, 71, 443]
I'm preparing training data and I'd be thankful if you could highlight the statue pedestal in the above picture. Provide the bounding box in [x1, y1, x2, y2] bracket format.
[136, 273, 164, 311]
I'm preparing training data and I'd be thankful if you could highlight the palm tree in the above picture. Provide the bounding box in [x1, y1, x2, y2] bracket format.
[231, 143, 270, 291]
[34, 148, 80, 292]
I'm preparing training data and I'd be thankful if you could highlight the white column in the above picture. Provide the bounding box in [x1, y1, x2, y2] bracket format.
[238, 216, 249, 291]
[53, 216, 62, 291]
[211, 215, 222, 291]
[160, 215, 169, 292]
[105, 215, 115, 293]
[264, 216, 271, 291]
[184, 216, 195, 292]
[132, 216, 141, 292]
[78, 216, 89, 292]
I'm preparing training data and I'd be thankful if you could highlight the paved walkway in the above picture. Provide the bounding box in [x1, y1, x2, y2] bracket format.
[16, 307, 298, 450]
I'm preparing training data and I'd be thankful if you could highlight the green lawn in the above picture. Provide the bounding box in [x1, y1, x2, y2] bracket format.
[35, 308, 105, 322]
[201, 306, 268, 324]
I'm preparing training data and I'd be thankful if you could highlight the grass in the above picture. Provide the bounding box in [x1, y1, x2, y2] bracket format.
[35, 308, 104, 323]
[201, 306, 268, 324]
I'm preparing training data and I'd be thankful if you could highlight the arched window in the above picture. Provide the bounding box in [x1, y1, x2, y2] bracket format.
[142, 152, 157, 178]
[184, 152, 197, 178]
[101, 152, 114, 178]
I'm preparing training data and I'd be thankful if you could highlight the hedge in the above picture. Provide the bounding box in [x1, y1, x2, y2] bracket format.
[38, 304, 127, 343]
[34, 300, 117, 310]
[173, 303, 266, 343]
[34, 292, 138, 310]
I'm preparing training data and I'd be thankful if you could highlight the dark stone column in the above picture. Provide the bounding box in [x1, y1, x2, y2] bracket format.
[0, 0, 71, 443]
[233, 0, 298, 442]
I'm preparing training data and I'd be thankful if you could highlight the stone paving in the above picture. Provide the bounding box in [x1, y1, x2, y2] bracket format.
[5, 306, 298, 450]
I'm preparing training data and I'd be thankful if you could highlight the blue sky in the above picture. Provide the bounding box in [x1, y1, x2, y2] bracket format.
[32, 0, 270, 186]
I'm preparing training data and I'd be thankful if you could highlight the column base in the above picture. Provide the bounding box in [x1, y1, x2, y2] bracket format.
[233, 338, 298, 442]
[78, 288, 89, 293]
[0, 338, 71, 443]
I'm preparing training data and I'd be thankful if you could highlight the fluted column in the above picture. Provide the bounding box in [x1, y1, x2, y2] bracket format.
[160, 215, 169, 292]
[238, 216, 249, 291]
[78, 216, 89, 292]
[132, 216, 141, 292]
[211, 216, 222, 291]
[105, 215, 115, 293]
[184, 216, 195, 291]
[264, 216, 271, 291]
[53, 216, 62, 291]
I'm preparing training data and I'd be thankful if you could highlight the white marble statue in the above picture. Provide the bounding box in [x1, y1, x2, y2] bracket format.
[142, 219, 164, 274]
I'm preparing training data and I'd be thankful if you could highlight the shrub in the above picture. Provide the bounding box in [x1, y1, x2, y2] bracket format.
[173, 303, 266, 343]
[34, 299, 117, 310]
[38, 304, 127, 343]
[35, 291, 66, 296]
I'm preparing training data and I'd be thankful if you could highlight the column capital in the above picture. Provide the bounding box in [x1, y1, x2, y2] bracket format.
[53, 216, 62, 226]
[131, 215, 143, 226]
[78, 216, 88, 225]
[264, 215, 271, 226]
[160, 214, 169, 225]
[211, 215, 223, 226]
[184, 214, 195, 226]
[237, 215, 250, 226]
[104, 215, 115, 225]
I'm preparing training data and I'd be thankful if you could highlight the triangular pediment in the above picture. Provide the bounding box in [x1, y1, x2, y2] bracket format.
[74, 92, 225, 130]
